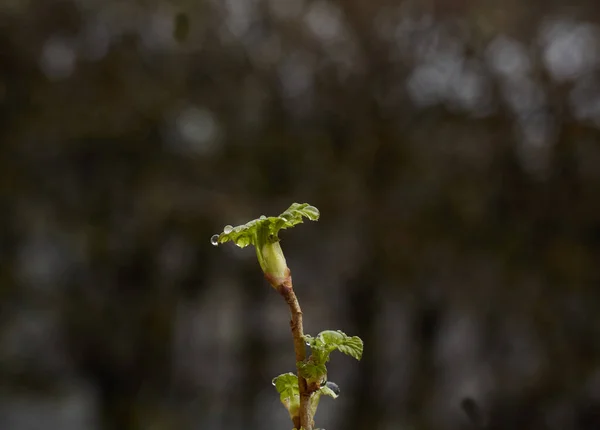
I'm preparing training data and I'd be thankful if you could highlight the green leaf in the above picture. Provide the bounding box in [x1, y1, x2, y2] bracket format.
[304, 331, 364, 363]
[318, 330, 363, 361]
[278, 203, 320, 227]
[297, 361, 327, 383]
[272, 372, 299, 401]
[303, 334, 315, 347]
[303, 335, 329, 365]
[272, 373, 300, 420]
[211, 203, 320, 249]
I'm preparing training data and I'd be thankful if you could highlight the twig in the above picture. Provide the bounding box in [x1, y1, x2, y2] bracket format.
[271, 269, 312, 430]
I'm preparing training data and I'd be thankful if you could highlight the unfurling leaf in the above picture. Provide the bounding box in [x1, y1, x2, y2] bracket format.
[210, 203, 320, 285]
[318, 330, 363, 361]
[211, 203, 320, 249]
[272, 373, 300, 420]
[304, 330, 364, 364]
[297, 361, 327, 385]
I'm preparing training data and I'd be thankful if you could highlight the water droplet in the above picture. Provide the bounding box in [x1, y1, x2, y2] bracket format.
[223, 225, 233, 234]
[325, 381, 340, 395]
[272, 378, 277, 386]
[210, 234, 219, 246]
[259, 215, 266, 220]
[234, 236, 251, 247]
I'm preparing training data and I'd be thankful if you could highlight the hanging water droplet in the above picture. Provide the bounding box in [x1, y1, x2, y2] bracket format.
[210, 234, 219, 246]
[272, 377, 277, 386]
[325, 381, 340, 395]
[223, 225, 233, 234]
[234, 236, 251, 247]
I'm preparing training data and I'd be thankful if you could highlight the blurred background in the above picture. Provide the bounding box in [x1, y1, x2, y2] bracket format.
[2, 0, 600, 429]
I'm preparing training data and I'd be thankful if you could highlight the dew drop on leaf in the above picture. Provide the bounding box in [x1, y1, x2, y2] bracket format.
[259, 215, 266, 220]
[210, 234, 219, 246]
[224, 225, 233, 234]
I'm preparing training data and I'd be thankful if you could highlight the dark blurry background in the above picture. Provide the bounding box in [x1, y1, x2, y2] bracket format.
[2, 0, 600, 429]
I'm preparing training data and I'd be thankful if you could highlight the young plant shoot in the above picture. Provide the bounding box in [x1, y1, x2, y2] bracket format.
[211, 203, 363, 430]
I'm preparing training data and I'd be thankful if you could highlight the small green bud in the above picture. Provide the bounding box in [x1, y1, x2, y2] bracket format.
[258, 240, 289, 287]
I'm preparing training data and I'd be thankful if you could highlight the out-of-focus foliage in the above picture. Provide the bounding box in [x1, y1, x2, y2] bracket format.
[2, 0, 600, 429]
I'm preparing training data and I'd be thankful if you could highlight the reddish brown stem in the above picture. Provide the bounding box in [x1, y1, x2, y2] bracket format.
[270, 269, 312, 430]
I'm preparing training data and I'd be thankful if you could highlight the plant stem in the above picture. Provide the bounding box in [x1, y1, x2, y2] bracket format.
[271, 269, 312, 430]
